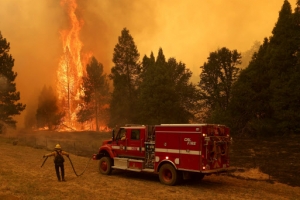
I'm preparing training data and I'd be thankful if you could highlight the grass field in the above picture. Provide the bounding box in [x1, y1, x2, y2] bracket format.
[0, 130, 299, 199]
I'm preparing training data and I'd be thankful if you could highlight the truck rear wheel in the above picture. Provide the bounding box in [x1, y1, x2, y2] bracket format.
[99, 157, 112, 175]
[159, 163, 179, 186]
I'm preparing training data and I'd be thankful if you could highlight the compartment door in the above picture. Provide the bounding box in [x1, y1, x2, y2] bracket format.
[179, 133, 201, 171]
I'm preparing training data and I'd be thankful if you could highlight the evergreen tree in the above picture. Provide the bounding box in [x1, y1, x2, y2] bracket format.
[268, 0, 299, 134]
[138, 48, 175, 124]
[198, 47, 241, 123]
[228, 0, 300, 136]
[167, 57, 198, 120]
[24, 105, 37, 129]
[229, 39, 273, 135]
[137, 48, 197, 124]
[77, 57, 110, 131]
[36, 85, 63, 130]
[0, 32, 26, 133]
[109, 28, 140, 127]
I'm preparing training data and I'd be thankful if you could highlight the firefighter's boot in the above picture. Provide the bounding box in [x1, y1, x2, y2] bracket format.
[57, 174, 61, 182]
[62, 175, 66, 182]
[61, 171, 66, 181]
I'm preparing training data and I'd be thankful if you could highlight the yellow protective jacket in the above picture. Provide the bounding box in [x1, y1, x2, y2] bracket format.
[45, 150, 69, 162]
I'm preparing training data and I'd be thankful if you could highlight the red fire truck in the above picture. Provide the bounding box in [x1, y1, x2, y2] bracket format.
[93, 124, 231, 185]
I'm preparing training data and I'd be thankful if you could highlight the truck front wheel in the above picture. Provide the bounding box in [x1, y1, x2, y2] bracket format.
[99, 157, 112, 175]
[159, 163, 179, 186]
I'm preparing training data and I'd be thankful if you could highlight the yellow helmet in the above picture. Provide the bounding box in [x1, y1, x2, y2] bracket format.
[54, 144, 61, 149]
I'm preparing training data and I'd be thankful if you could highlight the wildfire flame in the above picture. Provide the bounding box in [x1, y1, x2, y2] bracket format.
[57, 0, 87, 130]
[56, 0, 108, 131]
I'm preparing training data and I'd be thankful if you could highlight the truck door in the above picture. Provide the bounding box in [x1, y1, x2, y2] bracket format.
[113, 128, 128, 157]
[179, 133, 201, 171]
[113, 128, 145, 159]
[126, 128, 145, 159]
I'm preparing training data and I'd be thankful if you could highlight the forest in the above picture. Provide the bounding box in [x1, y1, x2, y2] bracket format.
[1, 0, 300, 137]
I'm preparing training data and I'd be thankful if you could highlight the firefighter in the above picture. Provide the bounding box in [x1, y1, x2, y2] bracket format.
[120, 129, 126, 140]
[43, 144, 69, 182]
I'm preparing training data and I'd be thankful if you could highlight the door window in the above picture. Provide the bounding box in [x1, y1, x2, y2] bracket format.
[130, 129, 140, 140]
[116, 128, 127, 140]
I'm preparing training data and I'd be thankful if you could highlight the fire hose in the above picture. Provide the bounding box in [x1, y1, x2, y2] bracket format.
[41, 156, 48, 168]
[67, 156, 92, 177]
[41, 155, 92, 177]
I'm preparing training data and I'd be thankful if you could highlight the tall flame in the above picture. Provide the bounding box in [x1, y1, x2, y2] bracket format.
[56, 0, 108, 131]
[57, 0, 85, 130]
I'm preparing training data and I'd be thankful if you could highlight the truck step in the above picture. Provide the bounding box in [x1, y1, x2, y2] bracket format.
[142, 169, 155, 172]
[127, 168, 142, 172]
[112, 166, 127, 170]
[113, 157, 128, 168]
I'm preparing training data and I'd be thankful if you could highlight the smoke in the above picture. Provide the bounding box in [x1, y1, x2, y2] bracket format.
[0, 0, 297, 127]
[76, 0, 160, 72]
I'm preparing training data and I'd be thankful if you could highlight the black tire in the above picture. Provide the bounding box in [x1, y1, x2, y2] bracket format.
[98, 157, 112, 175]
[159, 163, 179, 186]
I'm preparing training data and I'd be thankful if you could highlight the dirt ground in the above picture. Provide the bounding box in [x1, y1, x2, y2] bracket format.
[0, 130, 299, 200]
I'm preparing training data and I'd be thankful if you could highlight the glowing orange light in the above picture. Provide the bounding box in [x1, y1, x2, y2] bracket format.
[55, 0, 109, 131]
[56, 0, 90, 130]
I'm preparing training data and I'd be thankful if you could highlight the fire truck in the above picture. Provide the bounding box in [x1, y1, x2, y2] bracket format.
[93, 124, 231, 185]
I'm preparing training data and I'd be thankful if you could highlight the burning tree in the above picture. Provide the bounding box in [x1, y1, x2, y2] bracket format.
[77, 57, 110, 131]
[56, 0, 90, 130]
[0, 32, 26, 133]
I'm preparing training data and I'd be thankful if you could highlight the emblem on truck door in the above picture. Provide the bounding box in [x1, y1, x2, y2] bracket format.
[184, 138, 196, 145]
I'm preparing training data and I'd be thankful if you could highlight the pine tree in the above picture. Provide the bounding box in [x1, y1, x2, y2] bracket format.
[167, 57, 198, 121]
[109, 28, 140, 127]
[268, 0, 300, 134]
[228, 0, 300, 136]
[77, 57, 110, 131]
[0, 32, 26, 133]
[138, 48, 173, 124]
[36, 86, 64, 130]
[229, 39, 273, 135]
[137, 48, 197, 124]
[198, 47, 241, 123]
[270, 0, 300, 134]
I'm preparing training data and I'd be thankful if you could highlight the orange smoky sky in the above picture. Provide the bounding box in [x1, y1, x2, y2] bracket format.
[0, 0, 297, 128]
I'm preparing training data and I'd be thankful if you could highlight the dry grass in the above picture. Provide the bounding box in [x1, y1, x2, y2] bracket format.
[0, 131, 299, 200]
[230, 167, 270, 181]
[230, 135, 300, 187]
